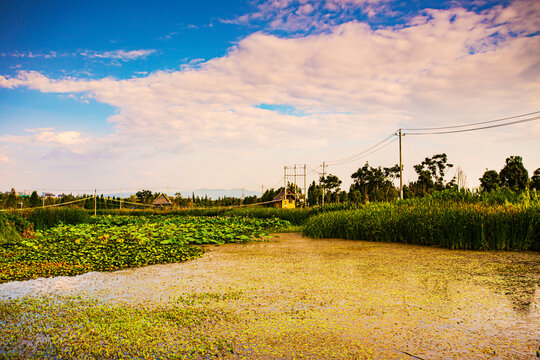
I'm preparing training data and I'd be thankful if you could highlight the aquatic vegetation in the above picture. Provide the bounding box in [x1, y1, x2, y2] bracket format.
[1, 234, 539, 359]
[0, 216, 290, 283]
[303, 201, 539, 251]
[0, 295, 237, 359]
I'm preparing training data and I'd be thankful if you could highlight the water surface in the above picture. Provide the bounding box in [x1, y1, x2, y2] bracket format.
[1, 234, 539, 359]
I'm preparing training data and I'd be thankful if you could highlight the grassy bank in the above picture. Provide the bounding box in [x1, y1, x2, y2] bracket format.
[303, 201, 539, 251]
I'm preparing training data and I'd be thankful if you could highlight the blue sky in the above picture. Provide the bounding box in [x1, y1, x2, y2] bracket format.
[0, 0, 538, 195]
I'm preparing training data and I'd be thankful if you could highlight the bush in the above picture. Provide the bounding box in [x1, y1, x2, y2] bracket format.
[26, 208, 91, 230]
[0, 213, 22, 245]
[90, 208, 229, 217]
[224, 207, 312, 225]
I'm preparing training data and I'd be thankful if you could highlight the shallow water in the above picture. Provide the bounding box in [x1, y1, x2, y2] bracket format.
[1, 233, 539, 359]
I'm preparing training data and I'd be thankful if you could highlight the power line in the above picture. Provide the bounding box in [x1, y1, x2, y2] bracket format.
[327, 137, 398, 167]
[325, 132, 396, 166]
[402, 110, 540, 131]
[404, 115, 540, 135]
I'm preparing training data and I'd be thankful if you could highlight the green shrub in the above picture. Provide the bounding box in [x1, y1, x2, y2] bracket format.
[0, 214, 22, 245]
[224, 207, 312, 225]
[91, 208, 228, 217]
[26, 208, 91, 230]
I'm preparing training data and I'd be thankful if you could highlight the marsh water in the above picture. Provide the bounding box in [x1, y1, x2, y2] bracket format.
[1, 233, 539, 359]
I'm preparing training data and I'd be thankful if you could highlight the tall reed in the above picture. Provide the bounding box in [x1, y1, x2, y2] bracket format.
[303, 201, 539, 251]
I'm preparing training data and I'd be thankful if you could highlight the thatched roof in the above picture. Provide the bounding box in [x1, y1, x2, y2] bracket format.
[152, 193, 172, 206]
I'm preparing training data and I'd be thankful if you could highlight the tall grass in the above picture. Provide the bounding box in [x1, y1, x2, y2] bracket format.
[26, 208, 91, 230]
[0, 213, 22, 245]
[224, 207, 312, 225]
[303, 201, 539, 251]
[91, 208, 229, 217]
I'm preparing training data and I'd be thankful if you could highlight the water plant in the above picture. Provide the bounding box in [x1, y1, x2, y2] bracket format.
[0, 215, 290, 283]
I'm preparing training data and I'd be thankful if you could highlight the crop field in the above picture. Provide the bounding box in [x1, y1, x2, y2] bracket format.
[0, 215, 289, 283]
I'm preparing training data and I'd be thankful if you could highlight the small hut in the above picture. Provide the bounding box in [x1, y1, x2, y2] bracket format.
[272, 190, 296, 209]
[152, 193, 173, 209]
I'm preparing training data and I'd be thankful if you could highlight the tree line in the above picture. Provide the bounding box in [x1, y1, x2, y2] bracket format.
[1, 154, 538, 210]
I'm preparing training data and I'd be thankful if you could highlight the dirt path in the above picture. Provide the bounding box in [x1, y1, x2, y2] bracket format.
[1, 233, 539, 359]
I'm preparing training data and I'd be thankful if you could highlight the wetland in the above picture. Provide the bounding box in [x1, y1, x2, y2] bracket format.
[1, 233, 539, 359]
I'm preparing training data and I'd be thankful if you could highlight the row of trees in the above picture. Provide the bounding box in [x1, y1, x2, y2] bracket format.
[1, 155, 538, 210]
[479, 156, 539, 192]
[0, 189, 254, 210]
[303, 154, 538, 206]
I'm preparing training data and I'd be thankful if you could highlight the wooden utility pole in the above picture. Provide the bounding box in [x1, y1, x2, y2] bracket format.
[120, 188, 122, 209]
[399, 129, 403, 200]
[261, 185, 264, 197]
[321, 161, 326, 206]
[94, 189, 97, 216]
[294, 164, 297, 201]
[303, 164, 307, 207]
[284, 166, 287, 203]
[42, 188, 45, 207]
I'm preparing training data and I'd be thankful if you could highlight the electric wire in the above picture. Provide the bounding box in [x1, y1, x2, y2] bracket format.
[404, 115, 540, 135]
[402, 110, 540, 131]
[327, 137, 398, 167]
[325, 132, 396, 165]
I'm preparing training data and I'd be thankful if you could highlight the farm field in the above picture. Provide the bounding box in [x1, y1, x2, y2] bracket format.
[1, 233, 539, 359]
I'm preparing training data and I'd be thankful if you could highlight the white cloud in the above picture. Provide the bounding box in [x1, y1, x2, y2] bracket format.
[223, 0, 391, 31]
[80, 49, 156, 61]
[1, 128, 88, 146]
[1, 1, 539, 190]
[1, 49, 155, 62]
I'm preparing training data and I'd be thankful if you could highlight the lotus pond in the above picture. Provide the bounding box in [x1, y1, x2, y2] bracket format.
[0, 215, 290, 283]
[1, 233, 539, 359]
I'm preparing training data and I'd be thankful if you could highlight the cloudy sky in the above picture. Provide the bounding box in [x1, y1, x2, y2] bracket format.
[0, 0, 539, 196]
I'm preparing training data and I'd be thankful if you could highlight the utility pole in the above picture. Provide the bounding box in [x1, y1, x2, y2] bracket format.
[42, 188, 45, 207]
[283, 166, 287, 199]
[120, 188, 122, 209]
[294, 164, 297, 202]
[261, 185, 264, 197]
[94, 189, 97, 216]
[303, 164, 307, 207]
[321, 161, 326, 206]
[398, 129, 403, 200]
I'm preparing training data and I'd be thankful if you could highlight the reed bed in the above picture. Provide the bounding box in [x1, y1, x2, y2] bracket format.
[303, 201, 539, 251]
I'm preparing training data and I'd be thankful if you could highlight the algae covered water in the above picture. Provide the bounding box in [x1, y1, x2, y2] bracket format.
[1, 233, 539, 359]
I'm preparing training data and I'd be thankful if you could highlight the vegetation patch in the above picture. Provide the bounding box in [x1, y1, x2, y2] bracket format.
[0, 295, 238, 359]
[0, 216, 290, 283]
[303, 200, 539, 251]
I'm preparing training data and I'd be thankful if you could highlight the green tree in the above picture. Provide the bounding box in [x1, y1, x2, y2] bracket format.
[351, 162, 399, 203]
[479, 170, 500, 192]
[29, 191, 41, 207]
[499, 156, 529, 191]
[307, 181, 322, 206]
[136, 190, 153, 204]
[6, 188, 17, 208]
[413, 153, 453, 194]
[319, 174, 342, 204]
[531, 168, 540, 191]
